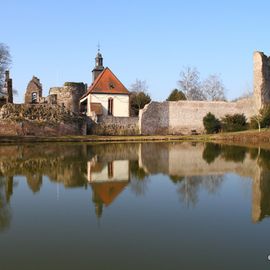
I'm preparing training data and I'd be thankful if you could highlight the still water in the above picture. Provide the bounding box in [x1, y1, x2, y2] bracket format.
[0, 142, 270, 269]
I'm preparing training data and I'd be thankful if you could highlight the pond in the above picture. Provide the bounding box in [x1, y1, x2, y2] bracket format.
[0, 142, 270, 269]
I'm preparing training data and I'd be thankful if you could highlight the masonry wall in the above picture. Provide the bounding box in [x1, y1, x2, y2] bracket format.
[139, 98, 254, 135]
[90, 116, 139, 135]
[0, 104, 86, 136]
[0, 119, 85, 136]
[253, 51, 270, 109]
[49, 83, 86, 113]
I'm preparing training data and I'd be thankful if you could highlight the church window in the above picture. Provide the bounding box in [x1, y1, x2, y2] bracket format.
[108, 98, 113, 115]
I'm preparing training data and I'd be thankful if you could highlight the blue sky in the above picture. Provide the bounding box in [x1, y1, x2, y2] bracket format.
[1, 0, 270, 103]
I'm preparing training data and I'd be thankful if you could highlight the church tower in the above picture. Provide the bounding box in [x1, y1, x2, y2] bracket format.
[92, 49, 104, 82]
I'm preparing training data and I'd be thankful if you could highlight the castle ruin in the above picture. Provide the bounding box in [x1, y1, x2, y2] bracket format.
[24, 76, 87, 113]
[1, 51, 270, 136]
[253, 51, 270, 110]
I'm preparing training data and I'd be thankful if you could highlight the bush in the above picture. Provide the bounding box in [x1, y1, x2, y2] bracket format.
[249, 116, 260, 129]
[221, 113, 247, 132]
[203, 112, 221, 134]
[166, 89, 187, 101]
[260, 105, 270, 128]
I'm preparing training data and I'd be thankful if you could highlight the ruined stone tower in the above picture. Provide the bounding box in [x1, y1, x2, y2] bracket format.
[253, 51, 270, 110]
[24, 76, 42, 104]
[3, 70, 13, 103]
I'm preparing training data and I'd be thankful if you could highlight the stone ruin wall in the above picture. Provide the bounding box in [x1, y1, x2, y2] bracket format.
[24, 77, 86, 114]
[0, 103, 86, 136]
[24, 76, 42, 104]
[49, 83, 86, 113]
[253, 51, 270, 109]
[139, 98, 254, 135]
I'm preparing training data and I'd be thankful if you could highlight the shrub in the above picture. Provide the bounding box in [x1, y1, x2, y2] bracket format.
[203, 112, 221, 134]
[260, 105, 270, 128]
[249, 116, 260, 130]
[221, 113, 247, 132]
[166, 89, 187, 101]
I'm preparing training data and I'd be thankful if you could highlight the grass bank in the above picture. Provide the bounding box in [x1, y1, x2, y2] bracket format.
[0, 129, 269, 145]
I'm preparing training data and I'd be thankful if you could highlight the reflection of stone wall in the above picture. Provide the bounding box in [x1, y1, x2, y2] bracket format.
[140, 142, 256, 178]
[0, 144, 89, 189]
[88, 143, 139, 162]
[139, 99, 254, 135]
[252, 154, 270, 223]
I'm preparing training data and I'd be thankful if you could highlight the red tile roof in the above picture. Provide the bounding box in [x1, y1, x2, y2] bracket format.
[81, 67, 129, 99]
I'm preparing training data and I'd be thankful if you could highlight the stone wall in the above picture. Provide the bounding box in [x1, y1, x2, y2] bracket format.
[0, 119, 85, 136]
[24, 76, 42, 104]
[253, 51, 270, 110]
[0, 103, 86, 136]
[90, 116, 139, 135]
[49, 82, 86, 113]
[139, 98, 254, 135]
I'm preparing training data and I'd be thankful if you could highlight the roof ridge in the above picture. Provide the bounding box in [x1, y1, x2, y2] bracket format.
[80, 67, 129, 100]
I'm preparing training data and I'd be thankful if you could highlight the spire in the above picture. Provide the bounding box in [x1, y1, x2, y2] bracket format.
[92, 46, 104, 82]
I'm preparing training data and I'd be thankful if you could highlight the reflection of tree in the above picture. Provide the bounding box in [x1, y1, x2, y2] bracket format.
[169, 175, 184, 183]
[202, 143, 222, 164]
[129, 160, 150, 196]
[202, 175, 224, 194]
[178, 177, 200, 207]
[221, 145, 247, 163]
[202, 143, 248, 164]
[129, 160, 148, 180]
[249, 148, 260, 160]
[175, 175, 224, 207]
[0, 176, 11, 232]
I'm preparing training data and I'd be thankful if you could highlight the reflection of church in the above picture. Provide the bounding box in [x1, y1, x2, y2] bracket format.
[87, 157, 130, 218]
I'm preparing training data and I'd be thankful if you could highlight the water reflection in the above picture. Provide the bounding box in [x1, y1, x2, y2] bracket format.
[0, 142, 270, 229]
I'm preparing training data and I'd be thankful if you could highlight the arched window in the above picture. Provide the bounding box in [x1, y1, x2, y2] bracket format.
[32, 92, 37, 103]
[108, 98, 113, 115]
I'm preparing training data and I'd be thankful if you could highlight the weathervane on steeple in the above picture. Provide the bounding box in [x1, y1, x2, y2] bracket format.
[97, 42, 101, 53]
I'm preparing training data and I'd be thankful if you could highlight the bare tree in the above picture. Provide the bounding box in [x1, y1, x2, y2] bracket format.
[129, 79, 151, 116]
[202, 74, 226, 101]
[178, 67, 205, 100]
[130, 79, 149, 93]
[232, 84, 253, 102]
[0, 43, 11, 94]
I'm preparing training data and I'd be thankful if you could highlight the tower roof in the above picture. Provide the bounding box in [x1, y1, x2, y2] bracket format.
[81, 67, 129, 99]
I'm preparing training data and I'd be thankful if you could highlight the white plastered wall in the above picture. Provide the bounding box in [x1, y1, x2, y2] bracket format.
[86, 93, 129, 117]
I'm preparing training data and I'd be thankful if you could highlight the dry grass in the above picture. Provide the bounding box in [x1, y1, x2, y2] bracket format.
[0, 129, 269, 146]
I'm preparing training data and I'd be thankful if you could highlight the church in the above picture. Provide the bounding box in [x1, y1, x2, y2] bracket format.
[80, 50, 130, 121]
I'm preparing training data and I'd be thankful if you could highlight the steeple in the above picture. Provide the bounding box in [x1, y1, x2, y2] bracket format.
[92, 48, 104, 82]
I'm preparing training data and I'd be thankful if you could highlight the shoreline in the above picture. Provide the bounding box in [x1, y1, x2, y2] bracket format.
[0, 129, 269, 146]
